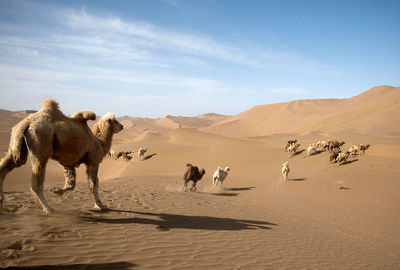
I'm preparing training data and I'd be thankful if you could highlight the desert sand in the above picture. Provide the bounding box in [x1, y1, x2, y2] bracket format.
[0, 86, 399, 269]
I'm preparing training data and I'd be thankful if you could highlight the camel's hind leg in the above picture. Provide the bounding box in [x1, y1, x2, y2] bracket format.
[50, 166, 76, 196]
[183, 180, 189, 192]
[0, 151, 28, 209]
[212, 177, 217, 186]
[86, 165, 106, 210]
[0, 154, 16, 209]
[30, 157, 53, 213]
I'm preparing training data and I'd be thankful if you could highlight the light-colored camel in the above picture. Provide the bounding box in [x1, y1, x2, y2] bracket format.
[282, 161, 290, 181]
[0, 98, 123, 213]
[212, 166, 231, 188]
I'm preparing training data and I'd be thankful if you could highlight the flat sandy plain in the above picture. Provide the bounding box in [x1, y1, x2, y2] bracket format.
[0, 86, 399, 269]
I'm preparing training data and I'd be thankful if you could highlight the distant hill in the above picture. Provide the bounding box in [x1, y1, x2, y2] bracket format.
[117, 113, 230, 138]
[201, 85, 400, 138]
[0, 109, 36, 131]
[1, 86, 398, 140]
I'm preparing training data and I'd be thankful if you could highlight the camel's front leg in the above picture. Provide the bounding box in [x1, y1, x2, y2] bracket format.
[86, 165, 106, 210]
[189, 181, 197, 192]
[50, 166, 76, 196]
[183, 181, 188, 192]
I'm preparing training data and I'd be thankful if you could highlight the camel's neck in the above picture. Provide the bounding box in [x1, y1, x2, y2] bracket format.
[95, 129, 113, 156]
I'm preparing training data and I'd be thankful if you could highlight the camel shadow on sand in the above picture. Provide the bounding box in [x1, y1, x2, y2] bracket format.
[289, 178, 306, 181]
[82, 209, 277, 231]
[337, 159, 359, 166]
[308, 150, 325, 156]
[142, 153, 157, 160]
[292, 149, 305, 156]
[197, 191, 239, 197]
[0, 262, 137, 270]
[224, 187, 255, 191]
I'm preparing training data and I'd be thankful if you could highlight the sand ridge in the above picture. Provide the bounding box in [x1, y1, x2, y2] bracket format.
[202, 85, 400, 138]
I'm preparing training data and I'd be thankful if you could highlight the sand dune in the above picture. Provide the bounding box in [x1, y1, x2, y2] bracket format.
[0, 86, 399, 269]
[116, 113, 229, 141]
[0, 110, 35, 132]
[202, 85, 400, 138]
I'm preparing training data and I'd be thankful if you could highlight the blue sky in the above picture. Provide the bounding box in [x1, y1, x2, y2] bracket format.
[0, 0, 399, 117]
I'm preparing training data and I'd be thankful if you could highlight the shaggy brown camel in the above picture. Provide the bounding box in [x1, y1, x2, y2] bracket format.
[0, 98, 123, 213]
[328, 140, 345, 152]
[359, 144, 370, 154]
[329, 149, 341, 163]
[183, 163, 205, 192]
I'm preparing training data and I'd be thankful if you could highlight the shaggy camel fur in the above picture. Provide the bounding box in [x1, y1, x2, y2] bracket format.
[336, 151, 351, 165]
[120, 151, 133, 161]
[183, 163, 205, 192]
[138, 148, 147, 160]
[329, 149, 341, 163]
[328, 140, 345, 152]
[0, 98, 123, 213]
[359, 144, 370, 154]
[285, 140, 297, 152]
[109, 150, 133, 161]
[109, 150, 118, 159]
[348, 145, 360, 156]
[316, 140, 329, 151]
[307, 144, 317, 156]
[287, 143, 300, 157]
[212, 166, 231, 187]
[281, 162, 290, 181]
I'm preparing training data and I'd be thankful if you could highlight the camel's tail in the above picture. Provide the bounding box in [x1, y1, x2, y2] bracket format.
[8, 119, 30, 166]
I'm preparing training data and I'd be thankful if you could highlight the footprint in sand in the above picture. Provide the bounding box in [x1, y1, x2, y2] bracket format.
[1, 239, 36, 260]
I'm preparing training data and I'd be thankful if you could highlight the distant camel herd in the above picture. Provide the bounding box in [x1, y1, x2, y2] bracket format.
[0, 99, 370, 213]
[108, 147, 148, 161]
[282, 139, 370, 181]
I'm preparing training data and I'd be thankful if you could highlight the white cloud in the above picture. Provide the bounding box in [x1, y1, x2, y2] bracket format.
[59, 9, 253, 66]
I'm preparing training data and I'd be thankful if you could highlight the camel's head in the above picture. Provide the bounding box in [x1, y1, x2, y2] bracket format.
[224, 167, 231, 173]
[102, 113, 123, 134]
[282, 162, 289, 167]
[200, 169, 206, 176]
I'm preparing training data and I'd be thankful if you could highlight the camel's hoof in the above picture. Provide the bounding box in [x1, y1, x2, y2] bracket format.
[94, 204, 107, 211]
[43, 207, 55, 214]
[50, 187, 64, 196]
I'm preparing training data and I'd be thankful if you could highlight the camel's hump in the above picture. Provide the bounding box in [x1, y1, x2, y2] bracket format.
[41, 98, 60, 111]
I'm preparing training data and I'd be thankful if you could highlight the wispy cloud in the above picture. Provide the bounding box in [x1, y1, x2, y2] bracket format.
[1, 5, 331, 70]
[60, 8, 253, 66]
[0, 1, 338, 117]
